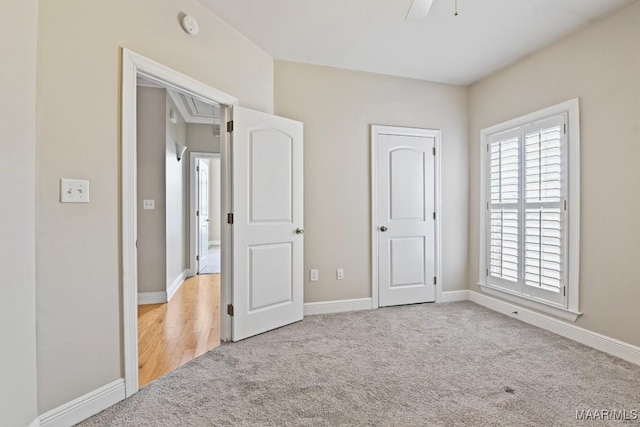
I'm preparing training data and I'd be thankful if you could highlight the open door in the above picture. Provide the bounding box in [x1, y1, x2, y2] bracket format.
[231, 106, 304, 341]
[197, 159, 210, 273]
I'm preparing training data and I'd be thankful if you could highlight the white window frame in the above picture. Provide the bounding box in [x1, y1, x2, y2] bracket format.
[478, 99, 581, 322]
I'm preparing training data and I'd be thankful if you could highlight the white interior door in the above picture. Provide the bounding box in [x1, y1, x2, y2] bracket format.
[197, 159, 210, 273]
[375, 126, 437, 307]
[231, 106, 304, 341]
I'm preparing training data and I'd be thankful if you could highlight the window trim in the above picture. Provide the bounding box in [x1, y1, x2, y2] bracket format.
[478, 98, 581, 321]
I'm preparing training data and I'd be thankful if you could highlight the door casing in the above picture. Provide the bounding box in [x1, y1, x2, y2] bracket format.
[122, 49, 236, 397]
[189, 153, 220, 276]
[371, 125, 443, 308]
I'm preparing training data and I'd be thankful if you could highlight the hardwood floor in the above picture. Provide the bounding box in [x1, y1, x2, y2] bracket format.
[138, 274, 220, 387]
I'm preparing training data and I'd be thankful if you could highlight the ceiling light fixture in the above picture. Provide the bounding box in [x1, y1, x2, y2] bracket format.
[404, 0, 460, 20]
[405, 0, 434, 20]
[175, 141, 187, 161]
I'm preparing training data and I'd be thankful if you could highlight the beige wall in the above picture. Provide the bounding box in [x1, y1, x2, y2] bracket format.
[36, 0, 273, 413]
[186, 123, 220, 250]
[166, 94, 188, 287]
[468, 1, 640, 346]
[0, 0, 39, 425]
[187, 123, 221, 153]
[275, 61, 469, 302]
[137, 87, 167, 294]
[137, 88, 188, 295]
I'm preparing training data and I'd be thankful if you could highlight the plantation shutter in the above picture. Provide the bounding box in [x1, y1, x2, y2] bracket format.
[523, 115, 566, 302]
[486, 114, 567, 305]
[488, 128, 521, 289]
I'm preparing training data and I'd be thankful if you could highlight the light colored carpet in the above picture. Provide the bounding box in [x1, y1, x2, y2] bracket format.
[79, 302, 640, 426]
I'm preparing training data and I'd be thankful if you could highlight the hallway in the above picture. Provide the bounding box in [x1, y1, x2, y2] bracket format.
[138, 274, 221, 387]
[199, 244, 221, 274]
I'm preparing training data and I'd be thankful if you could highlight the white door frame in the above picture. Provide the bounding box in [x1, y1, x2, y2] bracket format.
[122, 48, 236, 397]
[370, 125, 443, 309]
[189, 152, 220, 275]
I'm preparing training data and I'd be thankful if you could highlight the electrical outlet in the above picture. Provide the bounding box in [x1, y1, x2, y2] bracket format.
[310, 269, 319, 282]
[143, 199, 155, 210]
[337, 269, 344, 280]
[60, 179, 90, 203]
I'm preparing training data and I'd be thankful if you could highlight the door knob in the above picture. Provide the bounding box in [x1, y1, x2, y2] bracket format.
[295, 227, 304, 235]
[380, 226, 388, 232]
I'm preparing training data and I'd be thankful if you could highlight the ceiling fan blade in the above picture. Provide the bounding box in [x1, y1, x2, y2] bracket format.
[405, 0, 434, 20]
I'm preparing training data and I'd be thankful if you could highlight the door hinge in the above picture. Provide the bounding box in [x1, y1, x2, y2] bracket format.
[227, 121, 234, 133]
[563, 124, 567, 134]
[486, 144, 489, 153]
[196, 166, 199, 172]
[564, 200, 567, 211]
[563, 287, 566, 297]
[227, 213, 234, 224]
[433, 212, 436, 220]
[433, 276, 437, 285]
[196, 255, 199, 261]
[486, 268, 489, 277]
[227, 304, 234, 316]
[432, 147, 436, 156]
[196, 210, 199, 217]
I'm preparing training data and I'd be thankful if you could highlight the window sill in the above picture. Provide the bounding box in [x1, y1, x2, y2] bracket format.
[478, 283, 582, 322]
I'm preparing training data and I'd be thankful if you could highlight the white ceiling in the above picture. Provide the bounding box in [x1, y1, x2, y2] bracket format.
[169, 90, 221, 125]
[199, 0, 634, 85]
[137, 77, 221, 125]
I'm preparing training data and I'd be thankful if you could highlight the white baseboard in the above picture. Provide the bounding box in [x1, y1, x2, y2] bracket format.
[209, 240, 220, 246]
[304, 298, 372, 316]
[468, 291, 640, 366]
[39, 379, 125, 427]
[137, 291, 166, 305]
[440, 290, 470, 303]
[167, 269, 189, 301]
[28, 418, 40, 427]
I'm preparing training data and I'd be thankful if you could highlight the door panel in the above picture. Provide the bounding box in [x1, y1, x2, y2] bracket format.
[390, 237, 425, 288]
[248, 243, 293, 311]
[232, 106, 303, 341]
[377, 129, 436, 307]
[249, 130, 292, 223]
[198, 160, 210, 273]
[390, 149, 426, 221]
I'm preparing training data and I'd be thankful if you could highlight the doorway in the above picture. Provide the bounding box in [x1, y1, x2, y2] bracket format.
[135, 78, 224, 387]
[371, 125, 443, 308]
[122, 49, 305, 398]
[191, 153, 221, 276]
[123, 49, 236, 396]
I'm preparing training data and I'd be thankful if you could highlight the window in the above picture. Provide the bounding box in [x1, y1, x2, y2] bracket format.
[480, 99, 580, 320]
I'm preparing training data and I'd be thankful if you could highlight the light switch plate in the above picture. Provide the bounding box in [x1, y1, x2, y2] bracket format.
[310, 269, 319, 282]
[60, 179, 90, 203]
[143, 200, 155, 210]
